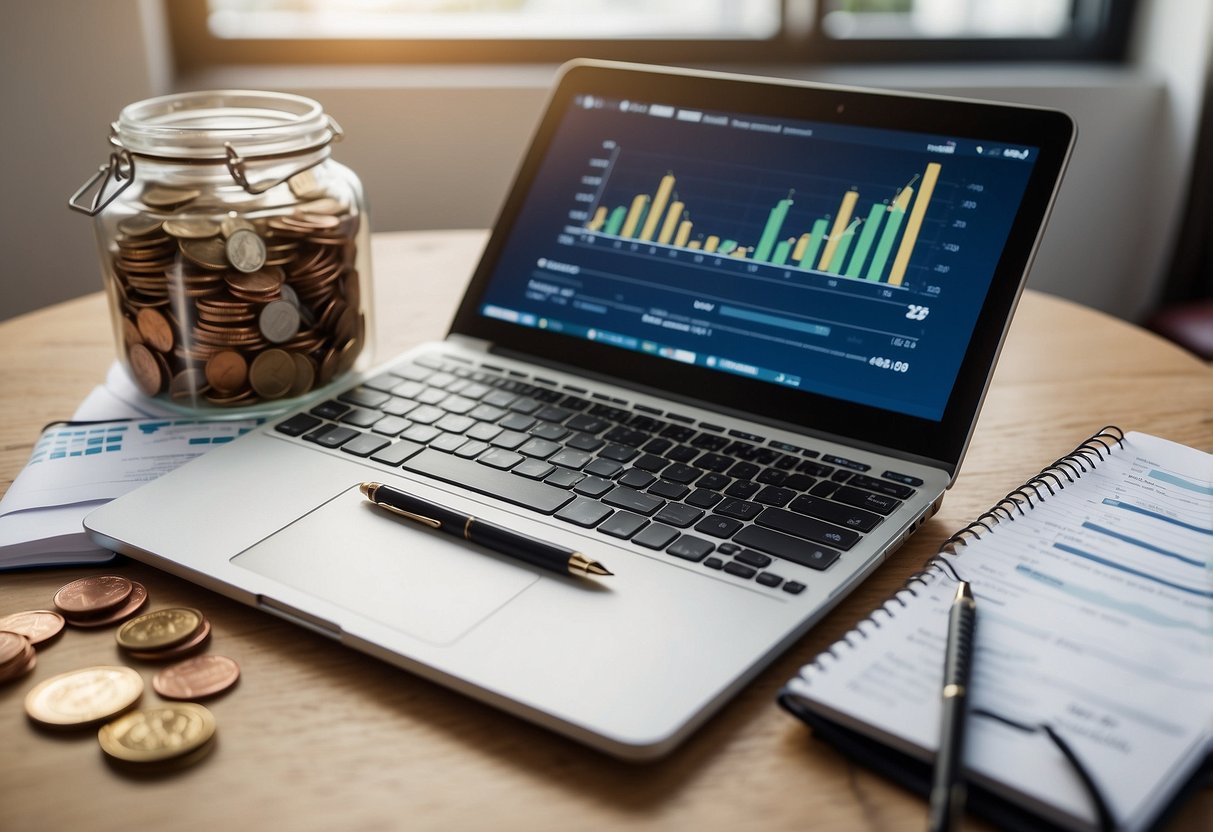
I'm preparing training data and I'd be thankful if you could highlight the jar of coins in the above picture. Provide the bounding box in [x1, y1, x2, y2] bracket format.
[70, 90, 373, 413]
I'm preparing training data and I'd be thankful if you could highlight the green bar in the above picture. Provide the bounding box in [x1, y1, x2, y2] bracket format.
[866, 205, 906, 281]
[631, 205, 650, 239]
[604, 205, 627, 236]
[753, 198, 793, 263]
[772, 239, 792, 266]
[826, 220, 859, 274]
[718, 239, 738, 255]
[802, 218, 829, 271]
[845, 204, 886, 278]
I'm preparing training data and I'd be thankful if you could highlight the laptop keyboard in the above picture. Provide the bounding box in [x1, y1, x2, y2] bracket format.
[273, 352, 924, 595]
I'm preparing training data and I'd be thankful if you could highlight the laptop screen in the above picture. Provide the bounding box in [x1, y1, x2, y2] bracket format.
[453, 63, 1072, 467]
[475, 94, 1036, 422]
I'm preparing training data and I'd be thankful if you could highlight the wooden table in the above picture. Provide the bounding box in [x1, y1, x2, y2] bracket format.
[2, 230, 1210, 832]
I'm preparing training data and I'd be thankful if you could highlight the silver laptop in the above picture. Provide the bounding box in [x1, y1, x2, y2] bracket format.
[86, 60, 1074, 759]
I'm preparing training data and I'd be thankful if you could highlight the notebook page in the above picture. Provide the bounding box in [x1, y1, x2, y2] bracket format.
[786, 432, 1213, 831]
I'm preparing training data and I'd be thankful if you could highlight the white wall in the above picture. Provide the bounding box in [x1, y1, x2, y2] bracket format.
[2, 0, 1209, 323]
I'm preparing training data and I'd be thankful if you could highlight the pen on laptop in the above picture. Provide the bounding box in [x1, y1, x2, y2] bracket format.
[927, 580, 977, 832]
[359, 482, 613, 579]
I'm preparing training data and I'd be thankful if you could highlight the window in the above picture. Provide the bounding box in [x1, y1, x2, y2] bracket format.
[168, 0, 1138, 70]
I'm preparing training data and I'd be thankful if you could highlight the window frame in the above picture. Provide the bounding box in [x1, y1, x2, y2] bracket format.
[167, 0, 1139, 72]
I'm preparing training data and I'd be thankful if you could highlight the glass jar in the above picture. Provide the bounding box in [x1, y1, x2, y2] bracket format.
[70, 90, 373, 414]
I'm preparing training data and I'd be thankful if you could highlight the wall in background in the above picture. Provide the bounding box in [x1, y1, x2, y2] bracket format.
[2, 0, 1209, 324]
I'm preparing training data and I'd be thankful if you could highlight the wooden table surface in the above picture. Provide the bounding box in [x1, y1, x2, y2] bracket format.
[1, 230, 1210, 832]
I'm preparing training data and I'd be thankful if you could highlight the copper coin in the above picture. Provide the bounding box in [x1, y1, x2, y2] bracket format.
[141, 187, 200, 209]
[286, 352, 315, 398]
[258, 299, 300, 344]
[53, 575, 134, 617]
[63, 581, 148, 629]
[118, 214, 165, 236]
[226, 228, 267, 273]
[125, 618, 211, 662]
[0, 631, 29, 666]
[121, 316, 143, 347]
[162, 218, 220, 239]
[0, 647, 36, 685]
[153, 655, 240, 700]
[135, 307, 174, 352]
[0, 610, 65, 645]
[249, 348, 295, 399]
[128, 343, 164, 396]
[205, 350, 249, 394]
[180, 237, 229, 270]
[225, 266, 283, 295]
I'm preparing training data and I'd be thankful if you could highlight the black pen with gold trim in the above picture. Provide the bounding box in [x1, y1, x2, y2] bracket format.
[359, 482, 613, 578]
[927, 580, 977, 832]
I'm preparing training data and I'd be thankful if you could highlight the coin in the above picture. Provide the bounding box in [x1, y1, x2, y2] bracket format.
[64, 581, 149, 629]
[98, 702, 216, 764]
[53, 575, 134, 617]
[249, 348, 295, 399]
[286, 352, 316, 398]
[205, 350, 249, 394]
[180, 237, 229, 270]
[118, 214, 164, 236]
[136, 307, 174, 352]
[153, 655, 240, 700]
[226, 228, 267, 273]
[0, 610, 65, 645]
[141, 187, 201, 209]
[220, 216, 256, 238]
[225, 266, 283, 296]
[117, 607, 204, 652]
[25, 666, 143, 727]
[0, 631, 28, 665]
[259, 299, 300, 343]
[127, 343, 163, 396]
[125, 618, 211, 662]
[162, 217, 220, 239]
[287, 169, 326, 199]
[0, 637, 36, 684]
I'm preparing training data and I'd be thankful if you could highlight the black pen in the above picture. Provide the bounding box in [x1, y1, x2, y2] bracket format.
[359, 482, 613, 579]
[927, 580, 977, 832]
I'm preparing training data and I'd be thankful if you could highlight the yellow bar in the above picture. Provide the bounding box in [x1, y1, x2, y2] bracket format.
[688, 239, 702, 250]
[817, 190, 860, 270]
[791, 232, 812, 262]
[658, 201, 685, 245]
[704, 235, 720, 253]
[586, 206, 608, 231]
[674, 219, 693, 248]
[893, 184, 914, 212]
[731, 248, 747, 259]
[620, 194, 649, 238]
[639, 174, 675, 241]
[888, 163, 941, 286]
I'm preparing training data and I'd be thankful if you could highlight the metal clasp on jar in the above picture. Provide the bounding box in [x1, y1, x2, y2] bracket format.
[225, 115, 344, 195]
[68, 149, 136, 216]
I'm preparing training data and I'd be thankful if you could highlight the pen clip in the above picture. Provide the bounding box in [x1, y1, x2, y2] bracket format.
[375, 501, 442, 529]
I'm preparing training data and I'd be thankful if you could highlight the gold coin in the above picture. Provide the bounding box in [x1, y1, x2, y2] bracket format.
[116, 607, 203, 652]
[141, 187, 201, 209]
[249, 348, 295, 399]
[25, 666, 143, 727]
[98, 702, 216, 764]
[162, 218, 221, 239]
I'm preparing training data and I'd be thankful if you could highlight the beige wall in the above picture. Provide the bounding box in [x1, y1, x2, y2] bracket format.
[2, 0, 1210, 323]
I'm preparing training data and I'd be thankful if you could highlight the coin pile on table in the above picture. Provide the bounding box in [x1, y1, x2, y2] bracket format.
[52, 575, 149, 628]
[116, 606, 212, 661]
[107, 174, 366, 408]
[0, 609, 65, 683]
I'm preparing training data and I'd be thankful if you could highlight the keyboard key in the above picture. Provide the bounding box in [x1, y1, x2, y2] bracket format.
[648, 479, 690, 500]
[725, 480, 761, 499]
[310, 400, 349, 420]
[690, 434, 729, 452]
[823, 454, 870, 472]
[514, 458, 556, 480]
[545, 468, 584, 489]
[734, 549, 772, 568]
[362, 373, 401, 392]
[555, 497, 613, 528]
[642, 437, 673, 455]
[603, 426, 648, 447]
[685, 488, 723, 509]
[339, 433, 391, 457]
[789, 493, 883, 531]
[696, 472, 731, 491]
[661, 463, 700, 484]
[434, 414, 475, 434]
[455, 440, 490, 459]
[717, 542, 740, 555]
[499, 413, 537, 432]
[468, 403, 507, 422]
[660, 424, 696, 442]
[832, 470, 852, 483]
[715, 498, 762, 521]
[400, 449, 571, 514]
[479, 448, 524, 469]
[755, 507, 861, 550]
[727, 461, 760, 480]
[529, 422, 569, 442]
[810, 481, 839, 499]
[694, 515, 742, 539]
[340, 407, 382, 428]
[275, 413, 321, 436]
[600, 443, 639, 463]
[339, 387, 389, 409]
[783, 581, 806, 595]
[370, 439, 425, 466]
[559, 394, 590, 411]
[573, 476, 614, 498]
[438, 395, 476, 415]
[406, 405, 445, 425]
[797, 460, 834, 478]
[602, 486, 664, 516]
[429, 432, 468, 453]
[633, 454, 669, 473]
[567, 432, 605, 452]
[733, 526, 841, 570]
[666, 535, 714, 562]
[416, 388, 447, 405]
[756, 572, 782, 588]
[489, 430, 529, 450]
[723, 562, 756, 579]
[756, 468, 787, 486]
[390, 379, 426, 399]
[665, 445, 698, 463]
[703, 556, 725, 570]
[371, 415, 409, 436]
[696, 453, 732, 473]
[518, 437, 561, 459]
[508, 397, 541, 415]
[381, 397, 418, 417]
[401, 424, 441, 444]
[846, 474, 916, 500]
[632, 523, 679, 550]
[303, 424, 359, 448]
[566, 414, 610, 434]
[466, 422, 502, 442]
[882, 470, 924, 488]
[618, 468, 656, 489]
[783, 473, 817, 492]
[534, 405, 572, 423]
[548, 449, 592, 470]
[754, 486, 795, 507]
[654, 503, 703, 528]
[598, 511, 648, 540]
[584, 458, 622, 478]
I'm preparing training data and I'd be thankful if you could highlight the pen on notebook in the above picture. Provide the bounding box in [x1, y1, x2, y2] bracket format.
[359, 482, 613, 579]
[927, 580, 977, 832]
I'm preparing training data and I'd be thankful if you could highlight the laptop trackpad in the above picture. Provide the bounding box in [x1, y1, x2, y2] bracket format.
[231, 486, 540, 646]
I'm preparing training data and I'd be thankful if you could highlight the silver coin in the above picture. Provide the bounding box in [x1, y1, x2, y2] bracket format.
[278, 283, 301, 308]
[226, 228, 267, 273]
[259, 300, 301, 344]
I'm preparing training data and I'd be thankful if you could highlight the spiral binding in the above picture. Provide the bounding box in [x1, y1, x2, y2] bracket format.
[810, 426, 1125, 666]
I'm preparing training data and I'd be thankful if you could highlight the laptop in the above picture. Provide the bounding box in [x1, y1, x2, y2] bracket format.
[86, 60, 1074, 759]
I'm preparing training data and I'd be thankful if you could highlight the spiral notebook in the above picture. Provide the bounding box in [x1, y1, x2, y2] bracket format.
[779, 428, 1213, 832]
